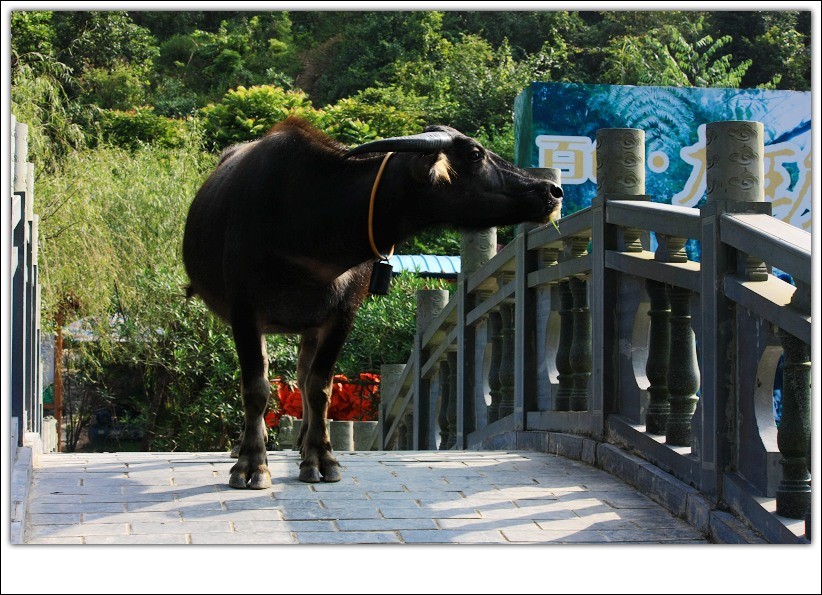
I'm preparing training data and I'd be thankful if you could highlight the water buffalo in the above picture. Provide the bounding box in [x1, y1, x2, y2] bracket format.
[183, 117, 562, 488]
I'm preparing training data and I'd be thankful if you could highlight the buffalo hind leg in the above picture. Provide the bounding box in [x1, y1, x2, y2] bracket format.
[294, 331, 317, 457]
[228, 311, 271, 490]
[299, 319, 350, 483]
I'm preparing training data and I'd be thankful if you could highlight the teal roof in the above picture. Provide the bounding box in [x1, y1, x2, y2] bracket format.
[388, 255, 460, 278]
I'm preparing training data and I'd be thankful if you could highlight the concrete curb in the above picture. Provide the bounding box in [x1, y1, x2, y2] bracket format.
[11, 433, 43, 544]
[11, 446, 33, 544]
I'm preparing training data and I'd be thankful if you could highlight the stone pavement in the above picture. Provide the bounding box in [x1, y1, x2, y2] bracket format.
[24, 450, 708, 544]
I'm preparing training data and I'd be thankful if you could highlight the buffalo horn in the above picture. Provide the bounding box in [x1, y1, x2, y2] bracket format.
[344, 131, 453, 158]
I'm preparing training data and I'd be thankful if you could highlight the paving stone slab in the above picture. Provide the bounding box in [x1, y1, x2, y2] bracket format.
[27, 523, 128, 539]
[502, 529, 612, 543]
[27, 513, 83, 525]
[337, 518, 436, 531]
[181, 508, 284, 521]
[380, 507, 482, 519]
[83, 511, 182, 523]
[295, 531, 401, 544]
[400, 529, 507, 544]
[29, 502, 126, 514]
[26, 537, 85, 544]
[130, 521, 232, 534]
[281, 507, 382, 521]
[435, 518, 542, 531]
[83, 534, 188, 545]
[190, 532, 296, 544]
[126, 501, 222, 513]
[232, 520, 336, 532]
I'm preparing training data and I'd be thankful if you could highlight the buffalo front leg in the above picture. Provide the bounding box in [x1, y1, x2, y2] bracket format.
[228, 314, 271, 490]
[298, 320, 350, 483]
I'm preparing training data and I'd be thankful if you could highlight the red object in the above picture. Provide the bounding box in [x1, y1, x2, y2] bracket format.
[269, 373, 380, 425]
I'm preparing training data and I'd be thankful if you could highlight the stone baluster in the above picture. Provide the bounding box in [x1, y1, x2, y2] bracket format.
[569, 277, 591, 411]
[665, 285, 700, 446]
[644, 279, 671, 435]
[776, 330, 811, 519]
[445, 351, 458, 449]
[437, 359, 451, 450]
[486, 311, 503, 423]
[655, 234, 688, 263]
[554, 281, 574, 411]
[497, 302, 516, 419]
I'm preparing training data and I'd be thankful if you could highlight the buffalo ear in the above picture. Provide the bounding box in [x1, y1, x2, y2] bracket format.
[428, 152, 455, 185]
[408, 152, 441, 184]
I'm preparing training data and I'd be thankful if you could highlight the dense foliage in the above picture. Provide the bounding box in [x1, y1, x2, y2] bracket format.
[10, 10, 810, 451]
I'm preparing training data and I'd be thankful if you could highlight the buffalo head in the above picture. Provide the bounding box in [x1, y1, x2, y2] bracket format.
[345, 126, 563, 229]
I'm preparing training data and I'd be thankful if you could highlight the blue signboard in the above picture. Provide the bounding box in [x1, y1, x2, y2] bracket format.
[514, 83, 811, 232]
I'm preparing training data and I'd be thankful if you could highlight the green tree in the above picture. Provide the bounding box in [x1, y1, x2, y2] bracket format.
[707, 11, 810, 90]
[10, 51, 88, 171]
[600, 16, 758, 88]
[51, 11, 158, 87]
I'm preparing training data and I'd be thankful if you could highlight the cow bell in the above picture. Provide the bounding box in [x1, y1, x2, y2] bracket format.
[369, 260, 393, 295]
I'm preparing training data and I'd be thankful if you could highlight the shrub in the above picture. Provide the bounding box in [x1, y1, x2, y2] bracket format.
[80, 62, 149, 110]
[199, 85, 324, 149]
[98, 106, 191, 149]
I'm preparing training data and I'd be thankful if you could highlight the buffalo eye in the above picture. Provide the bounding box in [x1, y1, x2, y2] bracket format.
[469, 149, 483, 162]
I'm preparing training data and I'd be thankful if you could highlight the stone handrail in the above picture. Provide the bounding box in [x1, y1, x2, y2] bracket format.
[378, 121, 811, 543]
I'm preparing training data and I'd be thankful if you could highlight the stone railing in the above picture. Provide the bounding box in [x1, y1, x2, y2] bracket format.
[10, 115, 52, 455]
[378, 121, 811, 543]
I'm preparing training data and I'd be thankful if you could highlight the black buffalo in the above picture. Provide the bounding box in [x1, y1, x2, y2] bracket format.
[183, 117, 562, 488]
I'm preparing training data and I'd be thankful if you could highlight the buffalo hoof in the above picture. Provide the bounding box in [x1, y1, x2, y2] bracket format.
[229, 459, 271, 489]
[298, 462, 321, 483]
[248, 468, 272, 490]
[230, 443, 241, 458]
[229, 468, 271, 489]
[320, 462, 342, 483]
[229, 471, 249, 489]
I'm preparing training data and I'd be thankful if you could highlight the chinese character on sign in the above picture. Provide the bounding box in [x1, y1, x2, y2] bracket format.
[673, 124, 811, 230]
[535, 135, 595, 184]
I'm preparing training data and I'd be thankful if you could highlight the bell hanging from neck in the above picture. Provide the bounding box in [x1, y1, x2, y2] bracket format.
[369, 259, 393, 295]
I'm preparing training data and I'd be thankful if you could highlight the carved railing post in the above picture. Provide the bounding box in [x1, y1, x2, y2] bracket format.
[644, 279, 671, 435]
[486, 311, 503, 422]
[597, 128, 646, 252]
[446, 351, 458, 449]
[555, 282, 574, 411]
[592, 128, 647, 436]
[497, 303, 516, 418]
[415, 289, 449, 449]
[666, 286, 700, 446]
[700, 120, 770, 496]
[569, 277, 591, 411]
[437, 359, 451, 450]
[378, 363, 405, 450]
[776, 330, 811, 519]
[461, 228, 497, 277]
